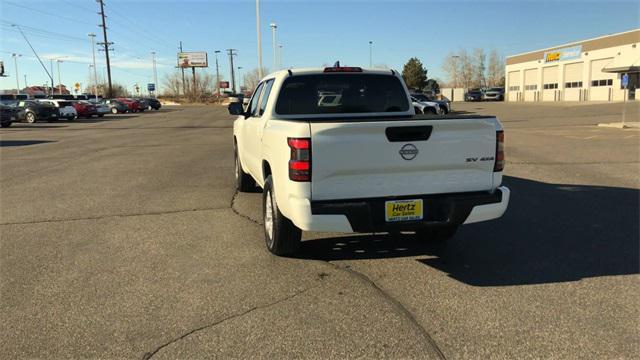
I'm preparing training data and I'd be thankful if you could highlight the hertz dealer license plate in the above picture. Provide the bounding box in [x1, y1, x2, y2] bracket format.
[385, 199, 423, 222]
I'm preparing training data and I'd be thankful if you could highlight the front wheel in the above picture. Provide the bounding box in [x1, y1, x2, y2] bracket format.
[234, 148, 255, 192]
[263, 175, 301, 256]
[1, 121, 11, 128]
[111, 107, 118, 114]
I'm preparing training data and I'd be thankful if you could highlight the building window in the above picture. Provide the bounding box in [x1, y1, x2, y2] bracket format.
[543, 83, 558, 89]
[591, 79, 613, 87]
[524, 84, 537, 91]
[508, 86, 520, 91]
[565, 81, 583, 88]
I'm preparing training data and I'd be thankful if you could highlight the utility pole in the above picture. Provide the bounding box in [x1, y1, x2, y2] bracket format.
[227, 49, 237, 94]
[270, 22, 277, 70]
[97, 0, 113, 97]
[57, 60, 63, 94]
[12, 53, 21, 94]
[278, 44, 283, 69]
[151, 51, 158, 97]
[256, 0, 263, 78]
[214, 50, 221, 97]
[88, 33, 98, 100]
[179, 41, 185, 95]
[369, 41, 373, 68]
[24, 75, 27, 89]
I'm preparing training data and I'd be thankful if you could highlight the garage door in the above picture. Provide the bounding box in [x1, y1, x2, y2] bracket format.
[507, 70, 520, 102]
[590, 58, 614, 101]
[542, 66, 559, 101]
[524, 68, 538, 101]
[564, 62, 583, 101]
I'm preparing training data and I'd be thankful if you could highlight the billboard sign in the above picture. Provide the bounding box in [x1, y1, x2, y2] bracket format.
[544, 45, 582, 63]
[219, 81, 229, 89]
[178, 52, 208, 68]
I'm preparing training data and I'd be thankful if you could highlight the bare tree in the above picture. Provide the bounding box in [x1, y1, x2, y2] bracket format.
[243, 67, 269, 93]
[473, 48, 486, 88]
[458, 49, 475, 88]
[487, 49, 505, 87]
[442, 51, 460, 87]
[162, 71, 182, 96]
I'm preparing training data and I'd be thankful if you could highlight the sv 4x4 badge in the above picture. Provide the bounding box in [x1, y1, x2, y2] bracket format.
[466, 156, 495, 162]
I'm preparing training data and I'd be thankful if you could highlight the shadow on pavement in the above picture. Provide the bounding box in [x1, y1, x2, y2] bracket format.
[0, 140, 56, 147]
[297, 176, 639, 286]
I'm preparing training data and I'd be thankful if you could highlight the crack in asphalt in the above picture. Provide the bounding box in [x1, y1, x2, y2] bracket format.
[0, 206, 229, 226]
[229, 189, 446, 359]
[141, 285, 318, 360]
[328, 262, 447, 360]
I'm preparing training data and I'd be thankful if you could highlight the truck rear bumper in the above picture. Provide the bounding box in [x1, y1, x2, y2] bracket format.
[289, 187, 509, 233]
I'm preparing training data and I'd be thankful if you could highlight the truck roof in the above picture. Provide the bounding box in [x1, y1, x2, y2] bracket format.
[262, 67, 399, 81]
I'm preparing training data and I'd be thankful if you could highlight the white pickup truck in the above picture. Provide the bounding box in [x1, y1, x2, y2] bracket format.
[229, 66, 509, 256]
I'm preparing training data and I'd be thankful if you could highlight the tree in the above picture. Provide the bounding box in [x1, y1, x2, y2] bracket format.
[424, 79, 440, 94]
[458, 49, 474, 88]
[487, 49, 505, 87]
[243, 67, 269, 93]
[473, 48, 486, 88]
[402, 57, 428, 90]
[442, 51, 461, 88]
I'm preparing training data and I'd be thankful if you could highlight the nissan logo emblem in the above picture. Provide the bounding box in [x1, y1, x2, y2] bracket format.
[399, 144, 418, 160]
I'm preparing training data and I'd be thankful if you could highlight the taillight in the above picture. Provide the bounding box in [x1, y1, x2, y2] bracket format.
[288, 137, 311, 181]
[494, 130, 505, 172]
[323, 67, 363, 73]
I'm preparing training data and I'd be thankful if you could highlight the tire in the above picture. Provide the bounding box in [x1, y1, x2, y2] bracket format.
[413, 106, 423, 114]
[436, 106, 444, 115]
[98, 114, 104, 118]
[425, 107, 438, 115]
[148, 105, 152, 111]
[234, 147, 255, 192]
[111, 108, 118, 114]
[263, 175, 301, 256]
[25, 112, 36, 124]
[416, 225, 458, 242]
[1, 121, 11, 128]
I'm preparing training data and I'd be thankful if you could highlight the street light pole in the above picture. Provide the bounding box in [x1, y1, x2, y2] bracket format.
[256, 0, 263, 78]
[88, 33, 98, 100]
[270, 22, 277, 70]
[57, 60, 63, 94]
[369, 41, 373, 68]
[278, 44, 283, 69]
[214, 50, 221, 97]
[151, 51, 158, 97]
[12, 53, 21, 94]
[237, 66, 244, 90]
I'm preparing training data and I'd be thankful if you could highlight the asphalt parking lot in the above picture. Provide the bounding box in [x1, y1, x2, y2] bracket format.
[1, 102, 638, 359]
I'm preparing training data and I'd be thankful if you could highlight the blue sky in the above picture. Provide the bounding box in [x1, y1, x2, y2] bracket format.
[1, 0, 638, 93]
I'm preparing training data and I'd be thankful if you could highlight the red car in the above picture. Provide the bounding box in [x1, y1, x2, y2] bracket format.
[116, 98, 140, 113]
[72, 101, 98, 118]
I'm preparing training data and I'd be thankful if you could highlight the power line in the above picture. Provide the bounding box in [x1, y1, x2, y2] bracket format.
[3, 2, 96, 27]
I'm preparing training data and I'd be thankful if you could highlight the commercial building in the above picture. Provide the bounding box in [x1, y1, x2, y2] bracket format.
[505, 29, 639, 102]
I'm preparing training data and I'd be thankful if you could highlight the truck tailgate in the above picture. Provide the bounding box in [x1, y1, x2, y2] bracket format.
[310, 118, 498, 201]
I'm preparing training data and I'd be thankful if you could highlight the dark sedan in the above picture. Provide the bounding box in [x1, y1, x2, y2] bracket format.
[13, 100, 59, 123]
[1, 104, 15, 128]
[144, 98, 161, 110]
[465, 89, 483, 102]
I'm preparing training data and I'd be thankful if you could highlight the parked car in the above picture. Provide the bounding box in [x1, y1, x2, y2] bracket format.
[13, 100, 59, 123]
[0, 94, 27, 106]
[89, 100, 110, 117]
[103, 99, 128, 114]
[411, 93, 450, 114]
[39, 99, 77, 120]
[72, 101, 98, 118]
[144, 98, 161, 110]
[411, 96, 444, 115]
[116, 98, 140, 113]
[135, 98, 149, 112]
[1, 104, 15, 127]
[465, 89, 483, 101]
[229, 66, 509, 256]
[483, 87, 505, 101]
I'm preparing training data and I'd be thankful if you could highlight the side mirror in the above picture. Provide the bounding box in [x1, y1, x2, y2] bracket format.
[228, 102, 244, 116]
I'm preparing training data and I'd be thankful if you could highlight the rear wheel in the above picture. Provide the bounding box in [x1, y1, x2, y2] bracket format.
[263, 175, 301, 256]
[111, 108, 118, 114]
[425, 107, 438, 115]
[1, 121, 11, 128]
[416, 225, 458, 242]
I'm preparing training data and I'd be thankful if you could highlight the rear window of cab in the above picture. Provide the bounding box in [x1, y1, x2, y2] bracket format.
[275, 74, 410, 115]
